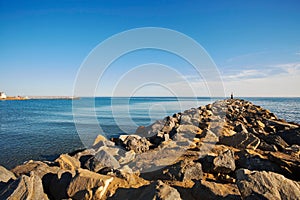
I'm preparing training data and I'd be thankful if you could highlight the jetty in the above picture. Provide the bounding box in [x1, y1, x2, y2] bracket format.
[0, 99, 299, 199]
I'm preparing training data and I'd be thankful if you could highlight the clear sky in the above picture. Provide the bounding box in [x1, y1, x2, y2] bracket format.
[1, 0, 300, 97]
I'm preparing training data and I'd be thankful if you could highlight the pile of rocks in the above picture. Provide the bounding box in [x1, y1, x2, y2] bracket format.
[1, 99, 300, 200]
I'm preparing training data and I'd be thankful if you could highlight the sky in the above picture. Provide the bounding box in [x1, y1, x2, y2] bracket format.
[1, 0, 300, 97]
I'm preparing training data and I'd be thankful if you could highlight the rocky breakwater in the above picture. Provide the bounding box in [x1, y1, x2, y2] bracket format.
[1, 99, 300, 200]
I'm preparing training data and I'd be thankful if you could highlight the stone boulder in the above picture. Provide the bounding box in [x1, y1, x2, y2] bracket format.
[11, 160, 65, 178]
[283, 144, 300, 157]
[278, 127, 300, 146]
[233, 123, 248, 133]
[119, 135, 151, 153]
[267, 151, 300, 180]
[155, 180, 182, 200]
[264, 119, 299, 132]
[93, 137, 116, 151]
[180, 114, 193, 125]
[73, 148, 96, 168]
[55, 154, 81, 171]
[109, 180, 181, 200]
[235, 150, 287, 176]
[263, 134, 289, 150]
[67, 169, 113, 200]
[115, 165, 147, 186]
[0, 165, 16, 183]
[176, 124, 203, 140]
[257, 141, 278, 152]
[135, 120, 165, 137]
[0, 172, 48, 200]
[219, 132, 260, 150]
[236, 169, 300, 200]
[44, 171, 74, 200]
[213, 149, 236, 174]
[161, 116, 178, 134]
[117, 150, 136, 165]
[93, 134, 108, 146]
[85, 149, 120, 172]
[165, 160, 203, 181]
[192, 180, 241, 200]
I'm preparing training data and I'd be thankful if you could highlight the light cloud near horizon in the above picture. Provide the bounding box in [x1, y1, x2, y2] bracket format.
[167, 62, 300, 97]
[223, 62, 300, 97]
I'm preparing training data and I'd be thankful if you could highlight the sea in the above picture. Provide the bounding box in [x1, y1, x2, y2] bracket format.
[0, 97, 299, 169]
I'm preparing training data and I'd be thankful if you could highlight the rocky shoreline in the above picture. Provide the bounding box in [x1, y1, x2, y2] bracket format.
[1, 99, 300, 200]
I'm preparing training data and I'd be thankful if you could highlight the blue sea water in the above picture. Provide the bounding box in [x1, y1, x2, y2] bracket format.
[0, 97, 299, 169]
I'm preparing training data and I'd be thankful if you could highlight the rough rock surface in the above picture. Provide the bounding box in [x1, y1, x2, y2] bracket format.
[156, 180, 182, 200]
[236, 169, 300, 200]
[85, 149, 120, 172]
[219, 132, 260, 150]
[0, 165, 16, 183]
[55, 154, 81, 171]
[213, 149, 236, 174]
[192, 180, 241, 200]
[1, 99, 300, 200]
[67, 169, 114, 200]
[109, 180, 181, 200]
[0, 172, 48, 200]
[164, 160, 203, 181]
[119, 135, 151, 153]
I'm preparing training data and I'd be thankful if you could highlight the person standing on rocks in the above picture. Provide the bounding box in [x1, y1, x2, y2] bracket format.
[231, 93, 234, 99]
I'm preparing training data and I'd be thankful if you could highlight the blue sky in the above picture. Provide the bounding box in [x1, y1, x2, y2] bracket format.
[1, 0, 300, 97]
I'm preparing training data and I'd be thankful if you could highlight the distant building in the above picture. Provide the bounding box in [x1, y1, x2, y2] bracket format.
[0, 92, 7, 99]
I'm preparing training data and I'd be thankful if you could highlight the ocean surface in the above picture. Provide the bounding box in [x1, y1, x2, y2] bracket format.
[0, 97, 299, 169]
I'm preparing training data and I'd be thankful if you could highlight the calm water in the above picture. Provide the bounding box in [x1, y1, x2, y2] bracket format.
[0, 97, 299, 169]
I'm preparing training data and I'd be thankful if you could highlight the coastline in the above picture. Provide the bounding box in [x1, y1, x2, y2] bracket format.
[1, 96, 80, 100]
[28, 96, 80, 100]
[1, 98, 299, 199]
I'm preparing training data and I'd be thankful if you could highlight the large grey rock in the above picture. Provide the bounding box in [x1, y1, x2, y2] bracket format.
[181, 162, 203, 181]
[109, 180, 181, 200]
[155, 180, 182, 200]
[283, 144, 300, 157]
[264, 119, 299, 132]
[161, 116, 177, 134]
[192, 180, 241, 200]
[11, 160, 66, 179]
[45, 171, 73, 200]
[234, 123, 248, 133]
[278, 128, 300, 146]
[120, 135, 151, 153]
[219, 132, 260, 150]
[85, 149, 120, 172]
[0, 165, 16, 183]
[180, 114, 193, 125]
[267, 151, 300, 180]
[9, 161, 74, 199]
[0, 172, 48, 200]
[118, 150, 136, 165]
[213, 149, 236, 174]
[135, 120, 165, 137]
[263, 134, 289, 150]
[258, 141, 278, 152]
[73, 148, 96, 168]
[92, 134, 115, 147]
[67, 169, 113, 200]
[165, 160, 203, 181]
[176, 124, 202, 141]
[235, 150, 287, 176]
[236, 169, 300, 200]
[55, 154, 81, 171]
